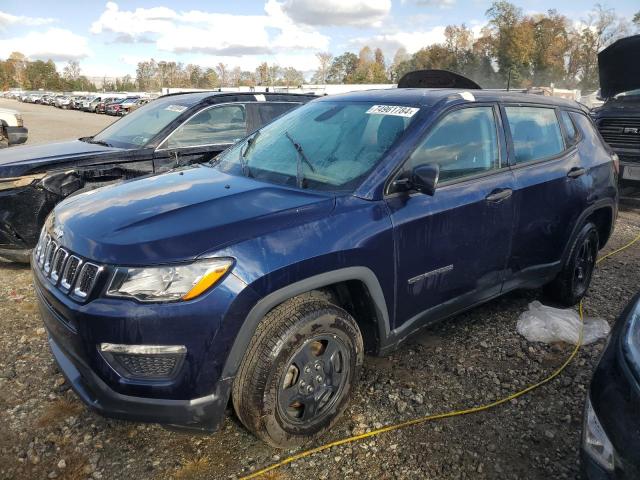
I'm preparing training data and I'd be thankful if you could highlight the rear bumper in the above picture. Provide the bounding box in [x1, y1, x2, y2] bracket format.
[47, 333, 230, 431]
[5, 126, 28, 145]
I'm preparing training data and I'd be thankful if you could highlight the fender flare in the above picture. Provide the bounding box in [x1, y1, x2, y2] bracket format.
[220, 266, 391, 381]
[560, 197, 616, 267]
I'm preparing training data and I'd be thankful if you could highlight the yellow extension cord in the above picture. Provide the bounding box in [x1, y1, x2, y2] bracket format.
[239, 231, 640, 480]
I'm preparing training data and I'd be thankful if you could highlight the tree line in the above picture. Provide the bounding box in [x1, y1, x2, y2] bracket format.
[315, 2, 639, 91]
[0, 53, 97, 91]
[1, 2, 638, 93]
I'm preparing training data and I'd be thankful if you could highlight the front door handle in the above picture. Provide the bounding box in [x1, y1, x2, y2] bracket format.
[485, 188, 513, 203]
[567, 167, 586, 179]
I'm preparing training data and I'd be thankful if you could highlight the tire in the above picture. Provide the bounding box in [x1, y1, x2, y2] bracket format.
[544, 222, 599, 307]
[232, 294, 363, 447]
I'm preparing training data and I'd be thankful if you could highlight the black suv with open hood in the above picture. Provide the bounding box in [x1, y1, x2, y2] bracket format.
[592, 35, 640, 185]
[0, 91, 315, 262]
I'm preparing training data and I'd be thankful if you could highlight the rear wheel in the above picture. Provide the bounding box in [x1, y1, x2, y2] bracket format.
[544, 222, 599, 306]
[232, 294, 363, 447]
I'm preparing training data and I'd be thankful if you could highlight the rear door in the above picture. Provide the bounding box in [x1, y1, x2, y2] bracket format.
[502, 104, 589, 290]
[386, 104, 516, 330]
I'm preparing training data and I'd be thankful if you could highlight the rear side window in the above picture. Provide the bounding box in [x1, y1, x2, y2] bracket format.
[247, 102, 300, 132]
[505, 106, 564, 163]
[560, 110, 579, 146]
[405, 106, 500, 183]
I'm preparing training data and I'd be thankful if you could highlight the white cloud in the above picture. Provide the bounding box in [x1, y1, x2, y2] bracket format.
[0, 11, 56, 28]
[409, 0, 456, 8]
[90, 1, 330, 56]
[0, 28, 91, 61]
[280, 0, 391, 27]
[350, 26, 447, 57]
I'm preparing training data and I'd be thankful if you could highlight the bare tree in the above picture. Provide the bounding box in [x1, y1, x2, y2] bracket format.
[63, 60, 81, 81]
[314, 52, 333, 84]
[215, 63, 228, 87]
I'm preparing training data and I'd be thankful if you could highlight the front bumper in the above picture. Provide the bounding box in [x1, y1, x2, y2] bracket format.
[5, 126, 28, 145]
[47, 333, 230, 430]
[32, 251, 255, 431]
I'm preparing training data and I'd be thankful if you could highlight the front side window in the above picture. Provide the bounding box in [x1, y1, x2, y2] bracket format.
[505, 106, 564, 163]
[163, 104, 247, 149]
[214, 100, 417, 191]
[402, 106, 500, 184]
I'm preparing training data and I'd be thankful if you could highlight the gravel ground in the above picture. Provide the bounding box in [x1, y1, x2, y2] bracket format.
[0, 98, 115, 145]
[1, 101, 640, 480]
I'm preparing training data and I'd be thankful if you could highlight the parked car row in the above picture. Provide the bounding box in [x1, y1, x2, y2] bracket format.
[1, 90, 155, 116]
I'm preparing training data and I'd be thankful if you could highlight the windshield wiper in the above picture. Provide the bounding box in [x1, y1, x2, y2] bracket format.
[87, 137, 112, 147]
[240, 131, 260, 177]
[284, 131, 315, 189]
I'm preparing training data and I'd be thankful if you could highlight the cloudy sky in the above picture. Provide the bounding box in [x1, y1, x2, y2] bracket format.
[0, 0, 637, 78]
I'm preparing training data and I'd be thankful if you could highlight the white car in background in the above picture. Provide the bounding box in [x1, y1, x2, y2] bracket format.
[0, 107, 28, 148]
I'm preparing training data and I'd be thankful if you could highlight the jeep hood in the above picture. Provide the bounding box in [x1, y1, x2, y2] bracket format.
[52, 166, 336, 265]
[0, 139, 123, 172]
[598, 35, 640, 99]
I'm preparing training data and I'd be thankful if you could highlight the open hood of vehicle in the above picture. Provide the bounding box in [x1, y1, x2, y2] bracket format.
[397, 69, 481, 90]
[0, 140, 122, 168]
[598, 35, 640, 99]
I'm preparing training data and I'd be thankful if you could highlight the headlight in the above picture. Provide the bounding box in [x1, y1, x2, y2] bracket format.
[106, 258, 234, 302]
[583, 396, 615, 471]
[622, 305, 640, 379]
[0, 173, 46, 192]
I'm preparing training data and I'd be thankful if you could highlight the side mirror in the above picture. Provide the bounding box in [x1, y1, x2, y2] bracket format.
[411, 164, 439, 196]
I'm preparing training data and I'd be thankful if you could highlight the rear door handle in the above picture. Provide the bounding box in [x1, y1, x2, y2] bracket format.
[567, 167, 586, 179]
[485, 188, 513, 203]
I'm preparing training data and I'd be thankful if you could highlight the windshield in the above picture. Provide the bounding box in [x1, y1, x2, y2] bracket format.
[213, 100, 417, 192]
[92, 96, 194, 149]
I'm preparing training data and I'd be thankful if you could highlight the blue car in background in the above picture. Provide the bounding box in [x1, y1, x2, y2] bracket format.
[32, 85, 618, 446]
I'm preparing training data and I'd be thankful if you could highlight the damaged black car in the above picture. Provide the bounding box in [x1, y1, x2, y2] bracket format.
[0, 91, 315, 262]
[592, 34, 640, 186]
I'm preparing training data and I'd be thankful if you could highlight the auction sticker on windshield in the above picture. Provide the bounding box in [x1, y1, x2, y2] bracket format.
[366, 105, 419, 117]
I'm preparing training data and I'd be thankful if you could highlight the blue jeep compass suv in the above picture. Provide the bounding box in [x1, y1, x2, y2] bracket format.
[33, 87, 618, 447]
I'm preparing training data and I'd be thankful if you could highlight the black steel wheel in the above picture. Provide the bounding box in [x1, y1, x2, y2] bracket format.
[277, 334, 350, 425]
[232, 293, 363, 447]
[544, 222, 599, 306]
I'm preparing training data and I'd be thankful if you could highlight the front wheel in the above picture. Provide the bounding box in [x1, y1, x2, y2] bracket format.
[544, 222, 599, 306]
[232, 295, 363, 447]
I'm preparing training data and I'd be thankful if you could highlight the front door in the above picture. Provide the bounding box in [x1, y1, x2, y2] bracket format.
[386, 104, 515, 332]
[153, 103, 248, 173]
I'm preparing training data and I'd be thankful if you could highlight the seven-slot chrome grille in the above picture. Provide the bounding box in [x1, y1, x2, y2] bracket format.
[34, 231, 103, 300]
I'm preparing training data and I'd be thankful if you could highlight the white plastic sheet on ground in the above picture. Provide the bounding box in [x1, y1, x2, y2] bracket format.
[517, 301, 610, 345]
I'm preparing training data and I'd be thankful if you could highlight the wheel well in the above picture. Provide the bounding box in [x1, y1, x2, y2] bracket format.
[315, 280, 382, 354]
[584, 207, 613, 248]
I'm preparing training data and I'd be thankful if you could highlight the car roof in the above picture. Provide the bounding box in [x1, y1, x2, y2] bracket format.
[160, 91, 318, 105]
[315, 88, 583, 110]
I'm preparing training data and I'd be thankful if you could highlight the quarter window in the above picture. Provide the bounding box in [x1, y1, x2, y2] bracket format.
[163, 104, 247, 149]
[505, 106, 564, 163]
[404, 106, 500, 183]
[560, 110, 579, 146]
